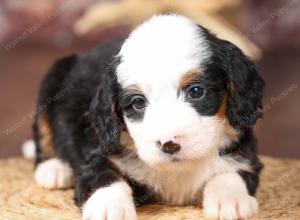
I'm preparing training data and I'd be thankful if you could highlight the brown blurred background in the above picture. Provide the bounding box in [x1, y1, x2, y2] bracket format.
[0, 0, 299, 159]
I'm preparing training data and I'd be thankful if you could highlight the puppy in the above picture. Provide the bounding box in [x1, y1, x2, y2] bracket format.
[32, 15, 264, 220]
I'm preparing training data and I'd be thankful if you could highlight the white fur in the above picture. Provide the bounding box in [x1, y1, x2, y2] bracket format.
[82, 181, 137, 220]
[112, 14, 256, 218]
[116, 15, 225, 167]
[112, 153, 251, 205]
[203, 172, 258, 219]
[34, 158, 73, 189]
[22, 139, 36, 159]
[117, 14, 210, 88]
[127, 100, 227, 167]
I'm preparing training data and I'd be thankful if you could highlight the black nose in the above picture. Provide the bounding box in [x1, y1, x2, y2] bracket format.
[161, 141, 181, 154]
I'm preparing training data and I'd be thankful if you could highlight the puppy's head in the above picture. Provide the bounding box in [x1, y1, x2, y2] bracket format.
[96, 15, 265, 167]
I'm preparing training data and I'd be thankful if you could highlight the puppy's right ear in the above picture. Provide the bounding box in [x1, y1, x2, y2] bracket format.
[89, 60, 122, 155]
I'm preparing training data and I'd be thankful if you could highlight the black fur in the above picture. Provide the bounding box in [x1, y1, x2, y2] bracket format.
[33, 54, 77, 165]
[33, 24, 265, 210]
[200, 26, 265, 194]
[201, 27, 265, 129]
[34, 40, 125, 206]
[183, 73, 226, 116]
[74, 149, 121, 206]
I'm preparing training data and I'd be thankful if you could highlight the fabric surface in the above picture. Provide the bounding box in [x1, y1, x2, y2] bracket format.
[0, 156, 299, 220]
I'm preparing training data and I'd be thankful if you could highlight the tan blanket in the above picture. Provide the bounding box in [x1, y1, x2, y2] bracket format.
[0, 156, 299, 219]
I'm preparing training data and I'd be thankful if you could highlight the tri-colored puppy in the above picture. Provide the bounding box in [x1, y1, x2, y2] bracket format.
[31, 15, 265, 220]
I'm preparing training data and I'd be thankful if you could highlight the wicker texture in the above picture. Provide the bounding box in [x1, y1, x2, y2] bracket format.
[0, 156, 300, 220]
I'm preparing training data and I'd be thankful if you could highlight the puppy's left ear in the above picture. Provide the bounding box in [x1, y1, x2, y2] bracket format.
[89, 62, 122, 155]
[223, 40, 265, 129]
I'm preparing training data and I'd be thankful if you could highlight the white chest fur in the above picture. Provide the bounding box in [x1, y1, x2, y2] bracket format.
[111, 152, 250, 205]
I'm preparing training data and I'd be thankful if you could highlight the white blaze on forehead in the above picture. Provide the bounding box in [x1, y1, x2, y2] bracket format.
[116, 14, 210, 88]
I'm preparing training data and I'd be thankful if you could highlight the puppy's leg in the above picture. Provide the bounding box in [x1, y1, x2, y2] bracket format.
[33, 110, 74, 189]
[75, 152, 137, 220]
[203, 172, 258, 220]
[34, 158, 74, 189]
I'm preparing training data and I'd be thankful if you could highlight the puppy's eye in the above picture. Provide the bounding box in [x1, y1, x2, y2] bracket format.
[186, 84, 204, 99]
[131, 96, 146, 111]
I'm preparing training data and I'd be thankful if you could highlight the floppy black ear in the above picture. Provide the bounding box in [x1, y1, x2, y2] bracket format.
[89, 62, 123, 155]
[223, 41, 265, 129]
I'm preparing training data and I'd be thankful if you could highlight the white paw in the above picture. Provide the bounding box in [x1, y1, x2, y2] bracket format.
[203, 193, 258, 220]
[22, 139, 36, 159]
[203, 173, 259, 220]
[34, 158, 73, 189]
[82, 181, 137, 220]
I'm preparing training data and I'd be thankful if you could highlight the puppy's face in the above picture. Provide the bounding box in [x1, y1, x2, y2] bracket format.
[115, 15, 264, 167]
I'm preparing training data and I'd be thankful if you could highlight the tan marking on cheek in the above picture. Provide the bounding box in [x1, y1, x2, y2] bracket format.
[218, 94, 240, 143]
[120, 131, 135, 150]
[224, 119, 240, 143]
[217, 95, 227, 119]
[38, 112, 56, 158]
[179, 69, 202, 88]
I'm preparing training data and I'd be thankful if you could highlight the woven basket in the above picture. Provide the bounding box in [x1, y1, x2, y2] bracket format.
[0, 156, 299, 220]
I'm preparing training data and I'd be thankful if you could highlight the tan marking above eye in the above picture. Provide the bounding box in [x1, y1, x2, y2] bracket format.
[123, 85, 143, 94]
[179, 69, 202, 88]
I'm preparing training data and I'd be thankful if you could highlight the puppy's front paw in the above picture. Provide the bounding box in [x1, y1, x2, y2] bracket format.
[203, 192, 258, 220]
[82, 182, 137, 220]
[34, 158, 73, 189]
[203, 173, 258, 220]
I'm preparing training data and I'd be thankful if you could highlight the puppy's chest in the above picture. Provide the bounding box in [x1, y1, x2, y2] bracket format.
[112, 156, 214, 205]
